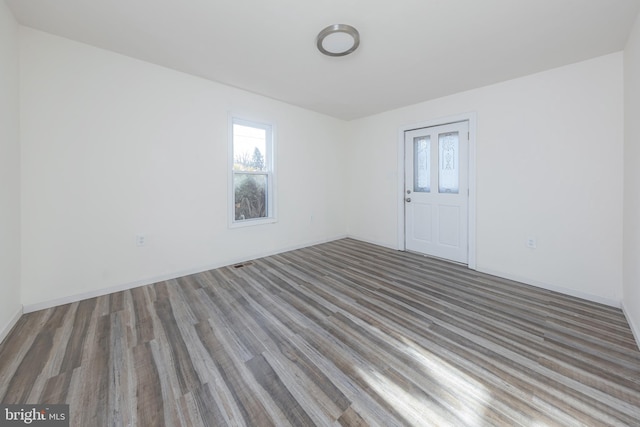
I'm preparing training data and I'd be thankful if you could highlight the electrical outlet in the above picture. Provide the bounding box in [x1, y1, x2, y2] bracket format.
[526, 237, 537, 249]
[136, 234, 146, 247]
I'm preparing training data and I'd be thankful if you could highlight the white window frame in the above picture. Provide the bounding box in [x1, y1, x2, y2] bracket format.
[228, 116, 276, 228]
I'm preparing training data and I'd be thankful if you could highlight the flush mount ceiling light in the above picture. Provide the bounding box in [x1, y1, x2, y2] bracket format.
[316, 24, 360, 57]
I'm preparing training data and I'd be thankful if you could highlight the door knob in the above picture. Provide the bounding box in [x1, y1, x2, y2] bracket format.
[405, 197, 411, 202]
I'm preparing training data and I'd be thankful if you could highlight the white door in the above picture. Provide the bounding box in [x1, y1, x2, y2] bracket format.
[405, 121, 469, 263]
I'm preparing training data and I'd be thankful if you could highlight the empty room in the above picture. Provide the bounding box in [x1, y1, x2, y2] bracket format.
[2, 0, 640, 426]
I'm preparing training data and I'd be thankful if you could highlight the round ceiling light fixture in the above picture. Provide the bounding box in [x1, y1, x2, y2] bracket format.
[316, 24, 360, 57]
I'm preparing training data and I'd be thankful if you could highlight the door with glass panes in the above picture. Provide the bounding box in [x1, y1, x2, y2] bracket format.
[404, 121, 469, 263]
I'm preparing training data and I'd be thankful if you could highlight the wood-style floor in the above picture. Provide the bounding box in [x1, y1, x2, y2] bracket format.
[1, 238, 639, 426]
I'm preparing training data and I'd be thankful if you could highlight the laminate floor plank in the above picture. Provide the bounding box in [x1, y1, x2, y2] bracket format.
[0, 310, 52, 399]
[194, 320, 269, 427]
[1, 238, 640, 426]
[134, 341, 164, 427]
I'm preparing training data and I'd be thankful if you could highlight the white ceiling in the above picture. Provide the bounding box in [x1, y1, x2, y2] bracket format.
[6, 0, 640, 120]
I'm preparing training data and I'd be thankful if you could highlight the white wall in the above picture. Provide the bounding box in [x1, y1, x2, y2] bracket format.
[20, 28, 347, 309]
[624, 12, 640, 344]
[348, 53, 624, 305]
[0, 2, 21, 340]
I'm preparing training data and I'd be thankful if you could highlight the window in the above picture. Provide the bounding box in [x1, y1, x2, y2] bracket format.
[438, 131, 459, 194]
[413, 136, 431, 193]
[230, 117, 275, 226]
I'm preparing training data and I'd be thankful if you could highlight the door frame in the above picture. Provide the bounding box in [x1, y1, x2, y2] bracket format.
[397, 112, 477, 270]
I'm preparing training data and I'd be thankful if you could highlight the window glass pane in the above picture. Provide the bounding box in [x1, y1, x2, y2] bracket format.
[233, 124, 267, 171]
[413, 136, 430, 192]
[234, 173, 267, 220]
[438, 132, 459, 194]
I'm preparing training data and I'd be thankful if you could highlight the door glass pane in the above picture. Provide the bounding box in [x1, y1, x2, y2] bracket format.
[234, 173, 267, 220]
[439, 132, 459, 194]
[413, 136, 430, 192]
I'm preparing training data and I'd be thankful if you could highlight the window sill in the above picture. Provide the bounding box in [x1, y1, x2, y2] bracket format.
[229, 217, 277, 229]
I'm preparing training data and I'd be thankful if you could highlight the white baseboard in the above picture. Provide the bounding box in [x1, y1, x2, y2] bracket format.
[21, 233, 627, 333]
[476, 266, 621, 308]
[346, 234, 400, 251]
[622, 302, 640, 351]
[344, 236, 621, 308]
[0, 306, 23, 345]
[343, 237, 622, 308]
[23, 234, 348, 313]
